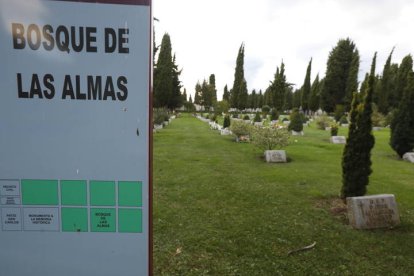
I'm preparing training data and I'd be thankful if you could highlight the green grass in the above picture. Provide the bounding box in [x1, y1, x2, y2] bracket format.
[154, 114, 414, 275]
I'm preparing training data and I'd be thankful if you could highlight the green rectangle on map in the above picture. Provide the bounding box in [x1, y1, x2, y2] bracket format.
[118, 181, 142, 207]
[21, 180, 58, 205]
[61, 180, 87, 206]
[91, 208, 116, 232]
[118, 208, 142, 233]
[62, 208, 88, 232]
[90, 181, 115, 206]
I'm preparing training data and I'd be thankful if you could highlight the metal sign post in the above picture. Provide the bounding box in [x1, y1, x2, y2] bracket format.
[0, 0, 152, 275]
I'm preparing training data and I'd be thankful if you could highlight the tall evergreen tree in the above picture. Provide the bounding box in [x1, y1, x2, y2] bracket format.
[301, 58, 312, 112]
[377, 48, 394, 114]
[321, 38, 360, 112]
[209, 74, 217, 104]
[182, 88, 187, 102]
[269, 61, 289, 111]
[257, 90, 264, 108]
[393, 54, 413, 109]
[284, 87, 294, 110]
[230, 43, 248, 109]
[194, 81, 202, 105]
[341, 53, 376, 199]
[222, 85, 230, 101]
[309, 74, 320, 112]
[390, 72, 414, 157]
[154, 33, 173, 108]
[189, 94, 193, 103]
[201, 79, 211, 109]
[292, 89, 301, 109]
[170, 54, 183, 109]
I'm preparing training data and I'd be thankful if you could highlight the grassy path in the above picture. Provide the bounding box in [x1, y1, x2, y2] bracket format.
[154, 114, 414, 275]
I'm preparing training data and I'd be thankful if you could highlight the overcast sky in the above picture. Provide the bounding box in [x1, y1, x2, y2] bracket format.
[154, 0, 414, 100]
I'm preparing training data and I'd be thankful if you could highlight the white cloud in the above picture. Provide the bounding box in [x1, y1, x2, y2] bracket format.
[154, 0, 414, 100]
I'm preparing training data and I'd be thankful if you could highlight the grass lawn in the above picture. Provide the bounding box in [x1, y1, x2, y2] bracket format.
[153, 114, 414, 275]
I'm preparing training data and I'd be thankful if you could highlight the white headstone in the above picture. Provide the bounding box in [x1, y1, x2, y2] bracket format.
[402, 152, 414, 163]
[373, 127, 382, 131]
[292, 131, 304, 136]
[265, 150, 287, 163]
[341, 124, 349, 127]
[220, 129, 232, 136]
[331, 136, 346, 144]
[283, 120, 290, 125]
[347, 194, 400, 229]
[254, 122, 263, 126]
[325, 126, 331, 131]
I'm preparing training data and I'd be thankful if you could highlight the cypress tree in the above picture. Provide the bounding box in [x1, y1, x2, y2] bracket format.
[344, 49, 360, 110]
[393, 55, 413, 109]
[154, 33, 173, 108]
[230, 43, 247, 109]
[321, 38, 359, 112]
[189, 94, 193, 103]
[341, 53, 376, 199]
[301, 58, 312, 112]
[222, 85, 230, 102]
[257, 90, 264, 108]
[309, 74, 320, 112]
[209, 74, 217, 104]
[378, 48, 394, 114]
[390, 72, 414, 157]
[201, 79, 211, 109]
[170, 54, 183, 109]
[194, 82, 202, 105]
[284, 87, 293, 111]
[270, 61, 289, 111]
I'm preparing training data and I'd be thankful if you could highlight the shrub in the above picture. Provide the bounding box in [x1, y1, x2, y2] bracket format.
[153, 108, 169, 125]
[251, 126, 290, 151]
[282, 117, 289, 122]
[334, 104, 345, 121]
[371, 107, 386, 127]
[211, 114, 217, 123]
[315, 114, 334, 130]
[339, 115, 348, 124]
[223, 115, 231, 128]
[232, 113, 239, 119]
[288, 109, 304, 132]
[270, 109, 279, 121]
[243, 114, 250, 120]
[230, 120, 252, 139]
[262, 105, 271, 114]
[330, 124, 339, 136]
[254, 112, 261, 122]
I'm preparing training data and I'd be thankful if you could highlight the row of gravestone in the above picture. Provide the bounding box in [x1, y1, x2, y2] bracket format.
[153, 115, 176, 132]
[196, 114, 402, 230]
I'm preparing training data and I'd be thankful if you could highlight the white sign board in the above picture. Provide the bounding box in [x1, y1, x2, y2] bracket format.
[0, 0, 152, 275]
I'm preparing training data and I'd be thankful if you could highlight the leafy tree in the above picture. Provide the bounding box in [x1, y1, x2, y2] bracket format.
[341, 53, 376, 199]
[321, 38, 360, 112]
[230, 43, 248, 109]
[301, 58, 312, 112]
[309, 74, 320, 112]
[390, 72, 414, 157]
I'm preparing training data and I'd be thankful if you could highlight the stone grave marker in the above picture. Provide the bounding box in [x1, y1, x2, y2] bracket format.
[292, 131, 304, 136]
[346, 194, 400, 229]
[402, 152, 414, 163]
[331, 136, 346, 144]
[265, 150, 287, 163]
